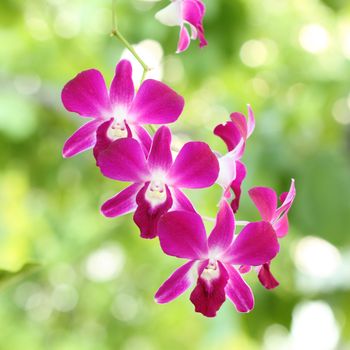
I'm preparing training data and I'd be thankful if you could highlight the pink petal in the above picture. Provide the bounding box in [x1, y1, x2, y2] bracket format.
[182, 0, 204, 26]
[274, 215, 289, 238]
[132, 125, 152, 156]
[229, 161, 247, 213]
[177, 26, 191, 53]
[168, 142, 219, 189]
[155, 260, 195, 304]
[247, 104, 255, 138]
[214, 120, 243, 152]
[62, 69, 111, 119]
[147, 126, 173, 173]
[225, 264, 254, 313]
[133, 183, 173, 239]
[248, 187, 278, 222]
[109, 60, 134, 109]
[182, 0, 207, 48]
[208, 201, 235, 255]
[190, 261, 229, 317]
[230, 112, 248, 139]
[93, 119, 115, 163]
[170, 188, 196, 212]
[62, 120, 101, 158]
[97, 138, 150, 182]
[274, 179, 296, 222]
[101, 183, 142, 218]
[223, 221, 279, 266]
[197, 23, 207, 48]
[158, 211, 208, 260]
[258, 262, 279, 290]
[128, 80, 184, 125]
[217, 152, 237, 191]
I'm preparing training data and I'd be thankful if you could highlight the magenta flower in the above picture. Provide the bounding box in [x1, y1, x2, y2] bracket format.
[214, 106, 255, 212]
[97, 126, 219, 239]
[155, 0, 207, 53]
[155, 201, 280, 317]
[61, 59, 184, 158]
[248, 179, 296, 289]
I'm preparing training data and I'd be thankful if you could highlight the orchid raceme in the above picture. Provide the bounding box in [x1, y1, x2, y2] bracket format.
[97, 126, 219, 239]
[214, 106, 255, 213]
[247, 180, 296, 289]
[155, 201, 280, 317]
[61, 5, 296, 316]
[155, 0, 207, 53]
[61, 59, 184, 158]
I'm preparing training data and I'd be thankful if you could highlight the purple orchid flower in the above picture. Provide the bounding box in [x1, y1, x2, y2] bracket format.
[61, 59, 184, 158]
[247, 179, 296, 289]
[155, 0, 207, 53]
[155, 200, 280, 317]
[97, 126, 219, 239]
[214, 106, 255, 212]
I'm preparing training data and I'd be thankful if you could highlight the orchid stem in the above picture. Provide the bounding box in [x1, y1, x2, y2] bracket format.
[111, 0, 150, 85]
[202, 216, 249, 226]
[236, 220, 250, 226]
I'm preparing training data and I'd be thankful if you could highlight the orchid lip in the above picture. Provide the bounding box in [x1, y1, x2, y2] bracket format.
[144, 174, 168, 207]
[200, 259, 220, 282]
[107, 118, 128, 140]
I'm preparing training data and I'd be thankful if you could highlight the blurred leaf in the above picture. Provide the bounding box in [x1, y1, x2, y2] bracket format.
[0, 263, 40, 291]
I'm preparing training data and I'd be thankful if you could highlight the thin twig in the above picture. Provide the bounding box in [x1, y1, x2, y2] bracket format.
[202, 216, 249, 226]
[111, 0, 150, 85]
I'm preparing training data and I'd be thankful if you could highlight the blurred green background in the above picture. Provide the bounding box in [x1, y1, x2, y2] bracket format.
[1, 0, 350, 349]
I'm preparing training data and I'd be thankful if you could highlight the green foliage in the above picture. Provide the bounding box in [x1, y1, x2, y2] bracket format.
[0, 263, 40, 291]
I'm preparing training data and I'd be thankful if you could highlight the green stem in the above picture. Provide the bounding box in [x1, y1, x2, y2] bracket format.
[111, 1, 150, 84]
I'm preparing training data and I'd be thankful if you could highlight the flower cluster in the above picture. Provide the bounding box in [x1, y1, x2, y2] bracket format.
[62, 58, 295, 317]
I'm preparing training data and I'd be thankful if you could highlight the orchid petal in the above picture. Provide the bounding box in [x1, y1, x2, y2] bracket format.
[132, 125, 152, 156]
[63, 120, 101, 158]
[258, 262, 279, 290]
[101, 183, 142, 218]
[216, 139, 245, 190]
[177, 26, 191, 53]
[225, 264, 254, 313]
[274, 179, 296, 221]
[62, 69, 111, 119]
[158, 211, 208, 260]
[147, 126, 173, 173]
[223, 221, 279, 266]
[168, 142, 219, 189]
[93, 119, 114, 163]
[248, 187, 278, 222]
[134, 183, 173, 239]
[155, 1, 182, 27]
[182, 0, 207, 48]
[97, 138, 150, 182]
[208, 201, 235, 255]
[274, 214, 289, 238]
[230, 112, 248, 139]
[229, 161, 247, 213]
[190, 261, 229, 317]
[155, 260, 195, 304]
[214, 120, 242, 152]
[110, 59, 135, 110]
[128, 79, 184, 125]
[247, 104, 255, 138]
